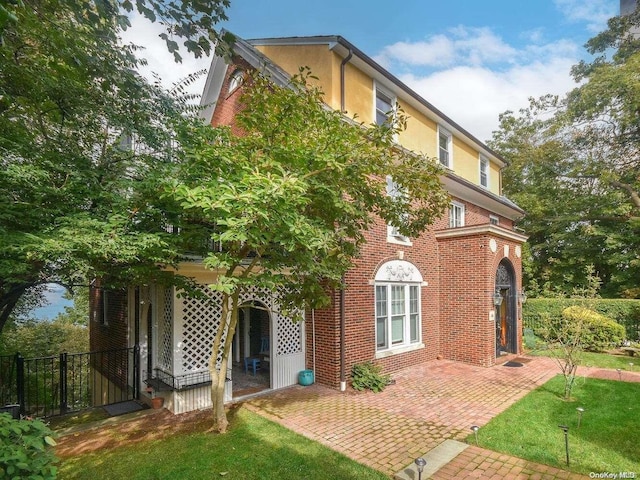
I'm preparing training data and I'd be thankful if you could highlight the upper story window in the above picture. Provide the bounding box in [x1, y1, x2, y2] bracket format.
[480, 155, 489, 188]
[374, 260, 423, 354]
[228, 69, 244, 95]
[490, 215, 500, 226]
[375, 86, 395, 127]
[438, 126, 452, 168]
[386, 175, 410, 244]
[449, 201, 465, 228]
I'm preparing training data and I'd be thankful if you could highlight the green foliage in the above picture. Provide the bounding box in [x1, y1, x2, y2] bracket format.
[0, 0, 231, 334]
[351, 362, 390, 393]
[0, 413, 58, 480]
[524, 298, 640, 341]
[561, 306, 625, 352]
[58, 408, 389, 480]
[477, 376, 640, 475]
[167, 69, 447, 429]
[0, 319, 88, 357]
[490, 12, 640, 298]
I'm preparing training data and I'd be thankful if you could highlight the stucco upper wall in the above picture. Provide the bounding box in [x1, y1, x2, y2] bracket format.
[252, 41, 502, 196]
[254, 44, 335, 106]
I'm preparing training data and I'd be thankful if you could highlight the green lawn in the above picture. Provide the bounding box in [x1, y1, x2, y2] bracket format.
[531, 349, 639, 370]
[473, 375, 640, 475]
[58, 407, 388, 480]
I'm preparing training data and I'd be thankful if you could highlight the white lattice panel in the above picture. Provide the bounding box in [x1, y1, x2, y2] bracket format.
[181, 288, 226, 372]
[179, 284, 304, 376]
[159, 287, 173, 372]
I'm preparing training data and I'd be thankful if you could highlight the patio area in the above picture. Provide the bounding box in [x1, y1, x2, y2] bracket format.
[244, 356, 594, 479]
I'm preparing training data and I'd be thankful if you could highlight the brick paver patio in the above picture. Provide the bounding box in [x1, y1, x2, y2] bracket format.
[244, 356, 635, 479]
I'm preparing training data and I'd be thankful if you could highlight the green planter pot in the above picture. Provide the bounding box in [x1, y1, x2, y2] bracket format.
[298, 369, 314, 386]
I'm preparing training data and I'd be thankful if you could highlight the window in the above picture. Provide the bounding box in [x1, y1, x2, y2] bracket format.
[386, 175, 410, 243]
[438, 127, 452, 168]
[480, 155, 489, 188]
[228, 69, 244, 94]
[376, 283, 420, 351]
[374, 260, 424, 355]
[375, 87, 395, 127]
[449, 202, 465, 228]
[490, 215, 499, 226]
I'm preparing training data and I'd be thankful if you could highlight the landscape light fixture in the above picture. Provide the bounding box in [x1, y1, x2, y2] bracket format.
[414, 457, 427, 480]
[617, 368, 622, 381]
[470, 425, 480, 445]
[558, 425, 570, 466]
[576, 407, 585, 428]
[492, 290, 503, 306]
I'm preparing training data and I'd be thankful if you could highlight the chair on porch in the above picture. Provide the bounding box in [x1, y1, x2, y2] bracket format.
[259, 336, 270, 367]
[244, 356, 260, 376]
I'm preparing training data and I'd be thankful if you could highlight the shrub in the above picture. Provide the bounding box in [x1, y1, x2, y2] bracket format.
[561, 306, 626, 351]
[351, 362, 390, 393]
[0, 413, 58, 479]
[524, 298, 640, 341]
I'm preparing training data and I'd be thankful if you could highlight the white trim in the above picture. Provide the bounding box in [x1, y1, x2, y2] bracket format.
[375, 342, 424, 359]
[374, 81, 396, 128]
[434, 224, 529, 243]
[479, 154, 489, 188]
[449, 201, 465, 228]
[374, 259, 423, 283]
[437, 125, 453, 169]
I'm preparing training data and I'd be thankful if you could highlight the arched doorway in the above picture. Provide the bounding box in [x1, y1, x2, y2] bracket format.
[232, 301, 271, 397]
[495, 259, 517, 357]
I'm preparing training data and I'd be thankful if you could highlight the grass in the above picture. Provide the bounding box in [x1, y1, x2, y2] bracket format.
[58, 407, 389, 480]
[47, 408, 109, 430]
[531, 348, 639, 371]
[472, 375, 640, 475]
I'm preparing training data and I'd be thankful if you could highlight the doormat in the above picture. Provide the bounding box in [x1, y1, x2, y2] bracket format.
[503, 361, 524, 368]
[512, 357, 533, 364]
[103, 401, 145, 417]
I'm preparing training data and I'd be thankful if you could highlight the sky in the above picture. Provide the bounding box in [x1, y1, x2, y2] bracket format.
[122, 0, 620, 142]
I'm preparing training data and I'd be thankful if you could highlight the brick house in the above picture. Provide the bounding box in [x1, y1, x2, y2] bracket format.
[90, 33, 527, 413]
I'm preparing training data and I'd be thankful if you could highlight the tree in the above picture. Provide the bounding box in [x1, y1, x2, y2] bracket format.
[490, 10, 640, 298]
[166, 71, 449, 432]
[0, 0, 231, 334]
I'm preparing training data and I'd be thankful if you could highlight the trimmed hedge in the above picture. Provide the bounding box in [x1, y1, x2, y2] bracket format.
[524, 298, 640, 341]
[561, 306, 626, 351]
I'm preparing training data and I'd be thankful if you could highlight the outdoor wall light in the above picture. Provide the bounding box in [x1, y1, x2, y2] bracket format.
[414, 457, 427, 480]
[576, 407, 585, 428]
[519, 289, 527, 304]
[492, 290, 503, 306]
[471, 425, 480, 445]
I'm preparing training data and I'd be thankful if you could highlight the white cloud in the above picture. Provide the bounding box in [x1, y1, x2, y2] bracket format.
[398, 55, 577, 142]
[553, 0, 617, 32]
[119, 14, 212, 96]
[375, 27, 518, 69]
[373, 20, 590, 142]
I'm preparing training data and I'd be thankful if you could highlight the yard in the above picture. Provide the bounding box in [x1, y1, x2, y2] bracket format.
[56, 406, 389, 480]
[473, 375, 640, 475]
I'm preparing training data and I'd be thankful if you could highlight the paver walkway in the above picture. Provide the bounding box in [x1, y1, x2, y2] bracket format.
[244, 356, 638, 479]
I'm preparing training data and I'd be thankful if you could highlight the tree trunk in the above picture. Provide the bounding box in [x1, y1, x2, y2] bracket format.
[208, 291, 239, 433]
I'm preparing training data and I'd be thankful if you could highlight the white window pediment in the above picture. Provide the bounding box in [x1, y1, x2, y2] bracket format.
[375, 260, 423, 283]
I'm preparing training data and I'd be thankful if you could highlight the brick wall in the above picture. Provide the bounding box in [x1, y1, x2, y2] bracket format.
[89, 282, 129, 353]
[211, 57, 526, 389]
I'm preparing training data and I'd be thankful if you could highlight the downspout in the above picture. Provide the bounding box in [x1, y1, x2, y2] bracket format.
[340, 276, 346, 391]
[312, 309, 316, 376]
[340, 48, 353, 113]
[339, 49, 352, 392]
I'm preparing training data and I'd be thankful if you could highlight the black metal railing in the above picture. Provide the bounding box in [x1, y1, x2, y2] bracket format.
[0, 347, 139, 418]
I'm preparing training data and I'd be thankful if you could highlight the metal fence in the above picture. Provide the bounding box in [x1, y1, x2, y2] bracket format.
[0, 347, 138, 418]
